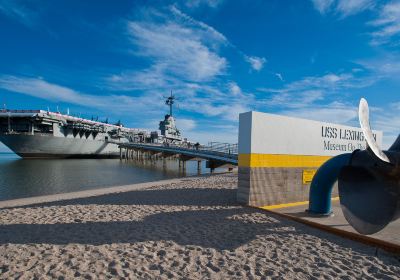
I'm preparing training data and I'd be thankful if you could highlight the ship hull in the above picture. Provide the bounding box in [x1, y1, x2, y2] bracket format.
[0, 134, 121, 159]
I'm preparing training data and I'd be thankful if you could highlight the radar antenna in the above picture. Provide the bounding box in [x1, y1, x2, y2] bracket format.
[165, 91, 175, 116]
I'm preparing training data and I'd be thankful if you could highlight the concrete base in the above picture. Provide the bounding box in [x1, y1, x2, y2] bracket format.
[237, 167, 338, 207]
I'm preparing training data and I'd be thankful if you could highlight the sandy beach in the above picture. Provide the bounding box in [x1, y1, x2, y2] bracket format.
[0, 173, 399, 279]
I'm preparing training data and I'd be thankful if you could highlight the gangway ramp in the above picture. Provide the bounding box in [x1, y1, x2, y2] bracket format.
[116, 142, 238, 171]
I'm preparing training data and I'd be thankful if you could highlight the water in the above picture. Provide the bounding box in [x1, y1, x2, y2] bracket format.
[0, 153, 213, 201]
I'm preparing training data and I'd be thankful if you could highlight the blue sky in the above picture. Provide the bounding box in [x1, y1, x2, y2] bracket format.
[1, 0, 400, 152]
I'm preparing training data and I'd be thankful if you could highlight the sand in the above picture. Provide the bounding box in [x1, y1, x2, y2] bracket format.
[0, 173, 399, 279]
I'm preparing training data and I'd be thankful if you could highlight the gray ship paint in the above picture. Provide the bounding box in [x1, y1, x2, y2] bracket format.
[0, 110, 148, 158]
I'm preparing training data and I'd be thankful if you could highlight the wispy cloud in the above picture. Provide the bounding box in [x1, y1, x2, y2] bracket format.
[0, 0, 39, 28]
[358, 53, 400, 80]
[260, 72, 375, 95]
[170, 6, 266, 72]
[127, 20, 227, 83]
[335, 0, 375, 17]
[0, 75, 163, 115]
[0, 73, 250, 140]
[369, 1, 400, 46]
[257, 68, 400, 148]
[311, 0, 335, 14]
[177, 82, 253, 121]
[184, 0, 224, 9]
[275, 73, 284, 82]
[311, 0, 374, 17]
[263, 90, 324, 109]
[245, 55, 266, 71]
[170, 5, 228, 44]
[106, 6, 261, 123]
[228, 82, 242, 96]
[256, 70, 381, 130]
[178, 118, 197, 131]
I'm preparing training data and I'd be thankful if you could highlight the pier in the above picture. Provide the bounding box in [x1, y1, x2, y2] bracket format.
[117, 142, 238, 173]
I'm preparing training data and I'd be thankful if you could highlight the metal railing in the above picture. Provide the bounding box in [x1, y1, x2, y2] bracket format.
[205, 142, 238, 155]
[154, 142, 237, 154]
[117, 140, 238, 164]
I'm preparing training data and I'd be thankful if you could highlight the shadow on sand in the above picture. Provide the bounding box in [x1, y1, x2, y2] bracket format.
[0, 207, 285, 250]
[0, 187, 387, 255]
[21, 188, 239, 208]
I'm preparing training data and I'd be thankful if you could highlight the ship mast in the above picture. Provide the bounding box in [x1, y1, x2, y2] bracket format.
[165, 91, 175, 116]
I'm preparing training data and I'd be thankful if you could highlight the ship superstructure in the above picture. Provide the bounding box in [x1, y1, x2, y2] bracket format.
[0, 109, 148, 158]
[158, 93, 182, 143]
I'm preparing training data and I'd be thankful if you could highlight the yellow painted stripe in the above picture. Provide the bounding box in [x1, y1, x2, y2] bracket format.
[239, 153, 332, 168]
[260, 197, 339, 210]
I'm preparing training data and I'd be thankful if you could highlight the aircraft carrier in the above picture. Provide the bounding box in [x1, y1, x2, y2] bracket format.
[0, 94, 184, 158]
[0, 109, 149, 158]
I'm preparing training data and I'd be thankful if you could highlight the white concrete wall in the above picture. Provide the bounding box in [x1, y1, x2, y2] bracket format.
[239, 111, 383, 156]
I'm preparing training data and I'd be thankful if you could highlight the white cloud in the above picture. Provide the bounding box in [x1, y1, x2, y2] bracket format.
[178, 118, 197, 131]
[127, 21, 227, 82]
[358, 54, 400, 78]
[275, 73, 284, 81]
[0, 74, 252, 142]
[106, 7, 259, 125]
[312, 0, 399, 45]
[245, 55, 266, 71]
[170, 6, 265, 72]
[256, 70, 382, 131]
[228, 82, 242, 96]
[106, 64, 178, 91]
[257, 67, 400, 149]
[369, 1, 400, 45]
[0, 75, 164, 115]
[311, 0, 374, 17]
[263, 90, 324, 109]
[261, 72, 372, 95]
[311, 0, 335, 14]
[170, 5, 228, 44]
[0, 75, 91, 103]
[336, 0, 374, 17]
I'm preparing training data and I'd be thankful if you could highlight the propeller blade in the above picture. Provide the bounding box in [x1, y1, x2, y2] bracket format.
[359, 98, 390, 163]
[338, 165, 399, 234]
